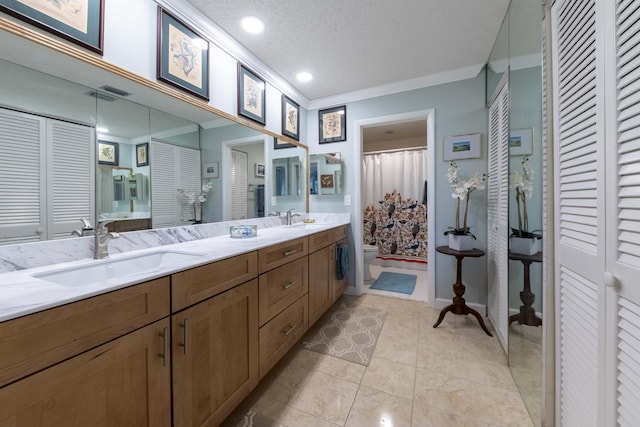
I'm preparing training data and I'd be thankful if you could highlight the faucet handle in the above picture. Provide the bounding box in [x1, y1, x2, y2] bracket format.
[79, 218, 93, 229]
[97, 221, 114, 233]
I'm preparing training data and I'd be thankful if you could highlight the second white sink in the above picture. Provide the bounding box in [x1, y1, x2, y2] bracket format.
[33, 251, 203, 287]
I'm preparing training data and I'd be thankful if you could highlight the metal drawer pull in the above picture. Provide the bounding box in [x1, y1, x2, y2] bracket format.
[283, 281, 298, 289]
[283, 249, 298, 256]
[180, 318, 189, 355]
[159, 327, 169, 367]
[282, 324, 298, 336]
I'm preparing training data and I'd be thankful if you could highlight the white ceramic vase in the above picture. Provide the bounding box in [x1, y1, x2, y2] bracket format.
[448, 234, 474, 251]
[510, 236, 538, 255]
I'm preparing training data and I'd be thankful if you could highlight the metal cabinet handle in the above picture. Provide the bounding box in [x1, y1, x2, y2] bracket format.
[282, 324, 298, 336]
[159, 327, 169, 367]
[180, 318, 190, 354]
[283, 281, 297, 289]
[283, 249, 298, 256]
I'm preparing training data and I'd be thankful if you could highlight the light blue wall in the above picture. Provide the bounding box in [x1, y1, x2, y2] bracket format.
[308, 72, 490, 305]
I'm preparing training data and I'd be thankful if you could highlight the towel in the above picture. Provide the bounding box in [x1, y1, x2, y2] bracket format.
[336, 244, 349, 280]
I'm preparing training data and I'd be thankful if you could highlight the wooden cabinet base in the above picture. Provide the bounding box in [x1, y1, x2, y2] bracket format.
[0, 318, 172, 427]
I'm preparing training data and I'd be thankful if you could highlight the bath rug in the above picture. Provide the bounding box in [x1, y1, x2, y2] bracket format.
[369, 271, 417, 295]
[303, 302, 386, 366]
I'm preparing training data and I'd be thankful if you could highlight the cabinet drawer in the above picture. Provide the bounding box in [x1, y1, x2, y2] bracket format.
[259, 257, 308, 326]
[331, 225, 348, 242]
[259, 295, 308, 378]
[308, 229, 332, 252]
[172, 251, 258, 312]
[258, 237, 307, 273]
[0, 277, 170, 388]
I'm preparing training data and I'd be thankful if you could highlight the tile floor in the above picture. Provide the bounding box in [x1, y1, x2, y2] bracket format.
[508, 323, 542, 426]
[222, 293, 534, 427]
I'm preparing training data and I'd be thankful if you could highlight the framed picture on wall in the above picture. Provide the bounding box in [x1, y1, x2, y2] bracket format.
[98, 141, 118, 166]
[157, 7, 209, 101]
[136, 143, 149, 167]
[274, 137, 296, 150]
[443, 133, 481, 161]
[509, 128, 533, 156]
[238, 64, 266, 125]
[255, 162, 265, 178]
[0, 0, 105, 54]
[281, 95, 300, 140]
[202, 162, 219, 178]
[319, 105, 347, 143]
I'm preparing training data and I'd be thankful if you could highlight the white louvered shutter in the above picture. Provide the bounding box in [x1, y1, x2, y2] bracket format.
[231, 150, 248, 220]
[551, 0, 606, 425]
[487, 79, 510, 349]
[47, 119, 95, 240]
[0, 108, 46, 244]
[150, 140, 179, 228]
[608, 1, 640, 425]
[178, 146, 201, 225]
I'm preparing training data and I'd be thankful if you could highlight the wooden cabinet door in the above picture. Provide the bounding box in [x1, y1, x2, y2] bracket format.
[0, 318, 172, 427]
[308, 245, 332, 326]
[172, 279, 259, 427]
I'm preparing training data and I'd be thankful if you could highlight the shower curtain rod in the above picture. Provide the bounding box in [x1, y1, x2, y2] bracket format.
[363, 146, 426, 155]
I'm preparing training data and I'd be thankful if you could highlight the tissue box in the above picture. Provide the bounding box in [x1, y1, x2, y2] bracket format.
[230, 225, 257, 238]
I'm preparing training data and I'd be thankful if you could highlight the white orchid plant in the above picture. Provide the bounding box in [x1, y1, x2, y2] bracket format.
[444, 161, 486, 238]
[509, 157, 541, 238]
[177, 182, 213, 205]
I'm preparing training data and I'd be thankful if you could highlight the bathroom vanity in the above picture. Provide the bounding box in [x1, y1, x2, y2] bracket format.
[0, 221, 349, 426]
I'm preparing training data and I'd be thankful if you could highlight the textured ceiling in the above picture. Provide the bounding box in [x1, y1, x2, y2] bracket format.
[186, 0, 511, 101]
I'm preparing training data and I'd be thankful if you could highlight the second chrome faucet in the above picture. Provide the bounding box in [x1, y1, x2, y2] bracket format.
[94, 221, 119, 259]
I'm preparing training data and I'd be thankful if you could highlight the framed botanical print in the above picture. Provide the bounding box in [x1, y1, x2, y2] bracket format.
[98, 141, 118, 166]
[0, 0, 105, 54]
[238, 64, 266, 125]
[157, 7, 209, 101]
[281, 94, 300, 140]
[274, 137, 296, 150]
[319, 105, 347, 143]
[136, 143, 149, 167]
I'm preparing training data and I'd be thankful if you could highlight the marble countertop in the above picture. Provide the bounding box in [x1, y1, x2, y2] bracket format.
[0, 220, 349, 323]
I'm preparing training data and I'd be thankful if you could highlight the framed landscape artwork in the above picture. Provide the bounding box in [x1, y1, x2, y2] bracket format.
[0, 0, 105, 54]
[443, 133, 481, 160]
[157, 7, 209, 100]
[509, 128, 533, 156]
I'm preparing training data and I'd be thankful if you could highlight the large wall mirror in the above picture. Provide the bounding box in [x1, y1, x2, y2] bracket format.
[0, 54, 307, 244]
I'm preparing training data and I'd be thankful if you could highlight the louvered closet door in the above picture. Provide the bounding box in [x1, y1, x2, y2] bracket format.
[232, 150, 248, 220]
[607, 1, 640, 425]
[46, 119, 95, 240]
[551, 0, 607, 425]
[487, 80, 510, 349]
[0, 108, 46, 244]
[150, 140, 179, 228]
[178, 146, 201, 225]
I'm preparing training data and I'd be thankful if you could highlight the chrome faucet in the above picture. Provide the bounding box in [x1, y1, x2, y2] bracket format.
[285, 208, 301, 226]
[71, 218, 95, 237]
[94, 221, 119, 259]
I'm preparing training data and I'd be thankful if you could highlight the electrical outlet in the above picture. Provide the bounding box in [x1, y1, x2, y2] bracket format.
[271, 196, 277, 206]
[344, 195, 351, 206]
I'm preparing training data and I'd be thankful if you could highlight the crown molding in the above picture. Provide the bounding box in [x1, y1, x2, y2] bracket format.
[307, 63, 486, 111]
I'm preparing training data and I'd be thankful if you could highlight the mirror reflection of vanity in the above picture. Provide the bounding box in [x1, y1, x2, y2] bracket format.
[310, 153, 343, 196]
[0, 52, 308, 244]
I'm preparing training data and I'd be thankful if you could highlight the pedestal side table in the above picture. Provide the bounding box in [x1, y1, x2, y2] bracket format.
[433, 246, 492, 336]
[508, 251, 543, 327]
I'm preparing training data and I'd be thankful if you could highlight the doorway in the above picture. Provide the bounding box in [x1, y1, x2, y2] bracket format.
[353, 110, 436, 304]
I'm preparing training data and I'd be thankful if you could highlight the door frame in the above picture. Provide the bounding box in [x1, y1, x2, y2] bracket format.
[352, 109, 436, 304]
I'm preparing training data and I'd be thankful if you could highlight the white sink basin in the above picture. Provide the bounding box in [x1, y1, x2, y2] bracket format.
[33, 251, 203, 287]
[287, 223, 328, 230]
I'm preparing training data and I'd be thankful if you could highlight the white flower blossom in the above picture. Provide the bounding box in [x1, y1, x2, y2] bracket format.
[178, 181, 213, 205]
[445, 162, 486, 234]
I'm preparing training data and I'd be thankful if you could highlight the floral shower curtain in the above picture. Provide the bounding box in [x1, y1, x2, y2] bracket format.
[362, 149, 428, 258]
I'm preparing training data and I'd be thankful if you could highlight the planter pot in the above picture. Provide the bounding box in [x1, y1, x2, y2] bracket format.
[510, 236, 538, 255]
[448, 234, 474, 251]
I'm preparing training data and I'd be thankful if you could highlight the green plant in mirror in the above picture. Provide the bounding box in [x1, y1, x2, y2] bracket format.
[510, 157, 541, 239]
[444, 161, 485, 239]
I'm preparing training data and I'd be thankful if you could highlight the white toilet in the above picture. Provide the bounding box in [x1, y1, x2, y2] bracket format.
[363, 244, 379, 282]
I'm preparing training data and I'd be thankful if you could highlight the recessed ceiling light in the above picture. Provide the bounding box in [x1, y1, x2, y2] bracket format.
[296, 71, 313, 82]
[241, 16, 264, 34]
